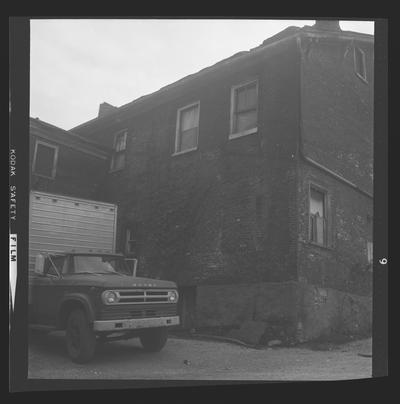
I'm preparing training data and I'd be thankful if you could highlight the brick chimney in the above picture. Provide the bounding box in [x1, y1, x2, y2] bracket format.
[98, 102, 117, 118]
[313, 20, 341, 31]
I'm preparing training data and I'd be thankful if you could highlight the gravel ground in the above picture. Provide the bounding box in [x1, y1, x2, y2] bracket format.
[28, 332, 372, 381]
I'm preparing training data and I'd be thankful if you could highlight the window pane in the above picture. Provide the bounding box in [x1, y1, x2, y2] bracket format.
[355, 48, 366, 78]
[179, 128, 198, 151]
[234, 110, 257, 133]
[310, 188, 325, 216]
[35, 144, 55, 177]
[112, 152, 125, 170]
[181, 105, 199, 131]
[115, 132, 126, 152]
[236, 83, 257, 112]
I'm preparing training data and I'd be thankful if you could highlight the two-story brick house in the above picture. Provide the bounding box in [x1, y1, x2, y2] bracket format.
[45, 20, 373, 343]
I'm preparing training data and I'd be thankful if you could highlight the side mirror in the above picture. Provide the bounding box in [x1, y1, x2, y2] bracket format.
[125, 258, 138, 277]
[34, 254, 45, 275]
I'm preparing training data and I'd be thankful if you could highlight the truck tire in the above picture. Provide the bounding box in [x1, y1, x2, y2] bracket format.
[139, 327, 168, 352]
[65, 309, 96, 363]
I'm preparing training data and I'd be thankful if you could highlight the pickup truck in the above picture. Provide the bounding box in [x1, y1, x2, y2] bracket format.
[29, 251, 179, 363]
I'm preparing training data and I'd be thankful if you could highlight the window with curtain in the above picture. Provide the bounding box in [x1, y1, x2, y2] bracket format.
[175, 103, 199, 153]
[309, 187, 327, 246]
[231, 80, 258, 136]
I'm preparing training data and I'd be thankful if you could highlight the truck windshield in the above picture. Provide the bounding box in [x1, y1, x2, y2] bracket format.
[71, 256, 130, 275]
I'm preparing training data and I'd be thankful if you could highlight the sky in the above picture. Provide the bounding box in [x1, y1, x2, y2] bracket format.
[30, 19, 374, 130]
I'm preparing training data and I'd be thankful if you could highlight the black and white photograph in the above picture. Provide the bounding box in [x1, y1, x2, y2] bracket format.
[9, 17, 388, 390]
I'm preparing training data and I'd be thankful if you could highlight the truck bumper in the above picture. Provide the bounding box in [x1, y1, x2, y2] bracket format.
[93, 316, 180, 332]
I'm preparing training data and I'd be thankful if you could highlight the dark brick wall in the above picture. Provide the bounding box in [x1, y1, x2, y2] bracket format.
[76, 39, 301, 287]
[297, 36, 373, 297]
[300, 37, 374, 195]
[297, 163, 373, 296]
[30, 134, 109, 200]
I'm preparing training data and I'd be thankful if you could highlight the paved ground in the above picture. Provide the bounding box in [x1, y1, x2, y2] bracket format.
[28, 332, 372, 381]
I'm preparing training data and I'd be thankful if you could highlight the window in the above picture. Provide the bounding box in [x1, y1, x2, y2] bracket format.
[354, 47, 367, 82]
[367, 241, 373, 264]
[125, 227, 136, 255]
[230, 80, 258, 138]
[175, 102, 200, 154]
[110, 130, 127, 171]
[309, 187, 327, 246]
[32, 141, 58, 179]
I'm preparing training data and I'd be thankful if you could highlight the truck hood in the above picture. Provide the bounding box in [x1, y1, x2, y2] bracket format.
[61, 274, 177, 289]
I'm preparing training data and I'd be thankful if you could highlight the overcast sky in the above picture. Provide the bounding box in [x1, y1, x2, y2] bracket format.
[30, 19, 374, 130]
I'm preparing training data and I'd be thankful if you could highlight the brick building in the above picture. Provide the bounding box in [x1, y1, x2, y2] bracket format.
[34, 21, 374, 342]
[29, 117, 110, 198]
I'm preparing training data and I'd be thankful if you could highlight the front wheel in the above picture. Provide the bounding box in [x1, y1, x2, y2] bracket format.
[65, 309, 96, 363]
[139, 327, 168, 352]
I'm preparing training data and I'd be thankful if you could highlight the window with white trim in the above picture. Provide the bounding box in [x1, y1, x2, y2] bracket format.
[354, 47, 367, 82]
[175, 102, 200, 154]
[110, 130, 127, 171]
[32, 141, 58, 179]
[309, 187, 327, 246]
[230, 80, 258, 138]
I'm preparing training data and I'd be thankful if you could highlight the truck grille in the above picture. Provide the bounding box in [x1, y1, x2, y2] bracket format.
[114, 289, 172, 304]
[99, 303, 177, 321]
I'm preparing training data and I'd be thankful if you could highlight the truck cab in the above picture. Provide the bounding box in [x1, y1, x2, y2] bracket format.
[29, 251, 180, 363]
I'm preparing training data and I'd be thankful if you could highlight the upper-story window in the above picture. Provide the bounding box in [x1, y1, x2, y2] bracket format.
[110, 130, 127, 171]
[354, 47, 367, 82]
[174, 102, 200, 154]
[230, 80, 258, 139]
[32, 140, 58, 179]
[309, 186, 327, 246]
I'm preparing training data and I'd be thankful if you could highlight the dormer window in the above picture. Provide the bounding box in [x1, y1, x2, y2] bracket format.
[110, 130, 127, 171]
[354, 47, 367, 82]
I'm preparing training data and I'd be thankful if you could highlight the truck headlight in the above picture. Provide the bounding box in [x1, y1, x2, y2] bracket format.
[168, 290, 179, 303]
[101, 290, 119, 305]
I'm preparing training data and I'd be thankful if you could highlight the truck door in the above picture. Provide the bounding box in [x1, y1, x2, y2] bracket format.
[30, 256, 65, 326]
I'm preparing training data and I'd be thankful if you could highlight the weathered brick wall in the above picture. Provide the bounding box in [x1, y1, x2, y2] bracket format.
[297, 36, 373, 296]
[30, 134, 108, 200]
[300, 36, 374, 194]
[77, 39, 301, 287]
[297, 163, 373, 296]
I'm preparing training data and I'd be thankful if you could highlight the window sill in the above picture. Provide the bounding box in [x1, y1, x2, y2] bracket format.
[229, 127, 257, 140]
[172, 147, 198, 157]
[32, 172, 55, 180]
[355, 71, 368, 84]
[109, 167, 125, 174]
[308, 241, 333, 251]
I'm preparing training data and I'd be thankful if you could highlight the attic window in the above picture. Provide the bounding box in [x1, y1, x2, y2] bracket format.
[32, 140, 58, 179]
[354, 47, 367, 82]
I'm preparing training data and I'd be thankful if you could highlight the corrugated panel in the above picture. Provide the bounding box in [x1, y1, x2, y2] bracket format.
[29, 191, 117, 270]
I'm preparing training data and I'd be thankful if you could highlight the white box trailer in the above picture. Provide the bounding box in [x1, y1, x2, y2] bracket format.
[29, 191, 118, 271]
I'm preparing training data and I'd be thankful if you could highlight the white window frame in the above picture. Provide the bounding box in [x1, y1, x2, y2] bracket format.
[173, 101, 200, 156]
[32, 140, 59, 179]
[110, 129, 128, 172]
[308, 184, 329, 247]
[229, 79, 259, 140]
[367, 241, 373, 265]
[354, 47, 367, 83]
